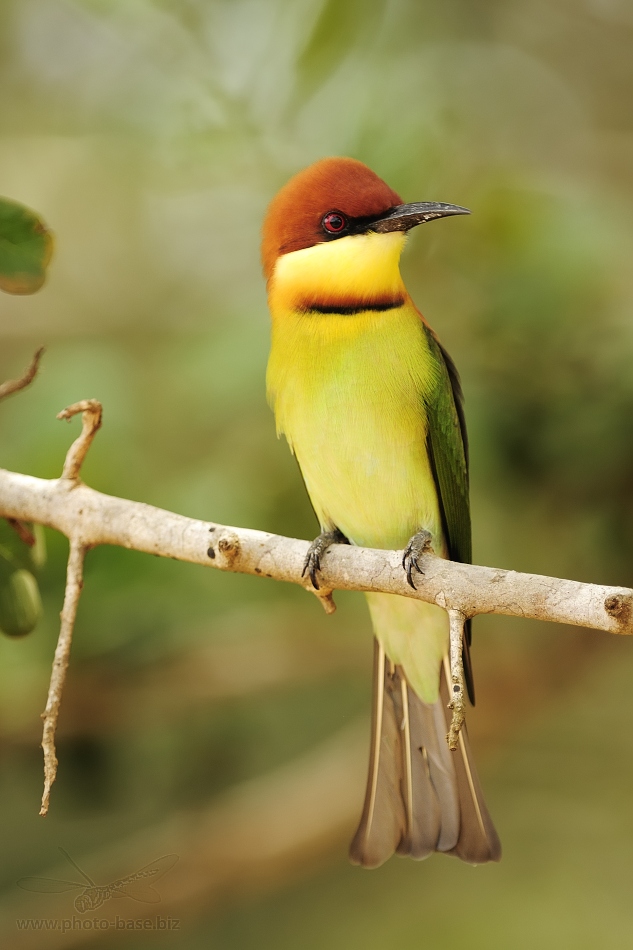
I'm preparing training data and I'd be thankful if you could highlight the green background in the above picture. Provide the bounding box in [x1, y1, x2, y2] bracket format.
[1, 0, 633, 946]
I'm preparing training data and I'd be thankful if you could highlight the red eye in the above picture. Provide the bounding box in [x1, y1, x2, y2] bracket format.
[322, 211, 347, 234]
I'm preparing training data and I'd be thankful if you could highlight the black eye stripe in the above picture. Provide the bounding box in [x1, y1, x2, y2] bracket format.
[320, 207, 400, 240]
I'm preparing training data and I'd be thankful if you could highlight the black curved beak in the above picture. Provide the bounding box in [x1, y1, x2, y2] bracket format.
[366, 202, 471, 234]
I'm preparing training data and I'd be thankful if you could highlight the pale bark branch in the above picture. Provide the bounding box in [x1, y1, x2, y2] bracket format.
[39, 539, 85, 816]
[37, 398, 102, 813]
[0, 465, 630, 635]
[447, 610, 466, 750]
[1, 386, 633, 813]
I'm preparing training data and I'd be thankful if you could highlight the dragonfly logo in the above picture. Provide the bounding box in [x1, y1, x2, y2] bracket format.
[17, 849, 178, 914]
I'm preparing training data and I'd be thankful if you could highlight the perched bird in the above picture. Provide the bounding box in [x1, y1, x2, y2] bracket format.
[263, 157, 500, 866]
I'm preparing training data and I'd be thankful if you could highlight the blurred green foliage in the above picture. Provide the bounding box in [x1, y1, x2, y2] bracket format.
[0, 196, 53, 295]
[0, 0, 632, 947]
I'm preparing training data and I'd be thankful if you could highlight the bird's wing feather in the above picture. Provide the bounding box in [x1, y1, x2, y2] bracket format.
[422, 324, 475, 702]
[422, 325, 471, 563]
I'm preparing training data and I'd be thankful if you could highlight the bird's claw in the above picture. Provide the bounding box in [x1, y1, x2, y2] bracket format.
[402, 530, 433, 590]
[302, 529, 348, 591]
[404, 556, 422, 590]
[302, 548, 322, 590]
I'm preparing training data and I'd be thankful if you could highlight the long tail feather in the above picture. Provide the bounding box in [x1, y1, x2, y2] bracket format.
[349, 639, 501, 868]
[349, 641, 406, 868]
[440, 657, 501, 863]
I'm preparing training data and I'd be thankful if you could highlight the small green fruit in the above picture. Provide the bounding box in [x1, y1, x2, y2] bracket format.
[0, 568, 42, 637]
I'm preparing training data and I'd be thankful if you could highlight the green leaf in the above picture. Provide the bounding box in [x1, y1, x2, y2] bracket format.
[0, 196, 54, 295]
[0, 568, 42, 637]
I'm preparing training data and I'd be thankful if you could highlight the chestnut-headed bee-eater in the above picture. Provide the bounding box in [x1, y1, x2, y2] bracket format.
[263, 157, 500, 866]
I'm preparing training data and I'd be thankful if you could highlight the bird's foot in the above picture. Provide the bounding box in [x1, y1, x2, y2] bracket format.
[446, 610, 467, 750]
[402, 529, 433, 589]
[302, 529, 348, 590]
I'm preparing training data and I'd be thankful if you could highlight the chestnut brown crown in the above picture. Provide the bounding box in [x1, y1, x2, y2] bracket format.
[261, 157, 402, 281]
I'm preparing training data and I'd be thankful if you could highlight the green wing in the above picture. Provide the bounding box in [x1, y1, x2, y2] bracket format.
[422, 324, 475, 702]
[423, 326, 471, 564]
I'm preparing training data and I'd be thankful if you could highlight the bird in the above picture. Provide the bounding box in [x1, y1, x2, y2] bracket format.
[262, 156, 500, 867]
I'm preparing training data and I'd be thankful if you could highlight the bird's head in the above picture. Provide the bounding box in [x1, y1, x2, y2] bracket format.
[262, 157, 469, 312]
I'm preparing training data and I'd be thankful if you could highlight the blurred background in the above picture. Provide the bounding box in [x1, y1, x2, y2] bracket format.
[1, 0, 633, 946]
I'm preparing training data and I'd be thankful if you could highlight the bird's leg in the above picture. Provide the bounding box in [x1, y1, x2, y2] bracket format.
[302, 528, 348, 591]
[402, 529, 433, 589]
[447, 609, 466, 751]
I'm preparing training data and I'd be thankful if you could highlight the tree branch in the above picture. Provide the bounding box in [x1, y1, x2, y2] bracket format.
[0, 395, 632, 813]
[0, 466, 630, 634]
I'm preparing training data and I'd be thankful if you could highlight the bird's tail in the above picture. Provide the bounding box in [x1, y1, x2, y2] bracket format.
[349, 638, 501, 868]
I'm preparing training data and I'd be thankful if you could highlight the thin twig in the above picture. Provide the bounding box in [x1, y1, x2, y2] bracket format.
[447, 609, 466, 750]
[0, 347, 45, 402]
[1, 350, 45, 548]
[57, 400, 103, 481]
[38, 400, 103, 813]
[309, 585, 337, 614]
[40, 539, 86, 816]
[6, 518, 36, 546]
